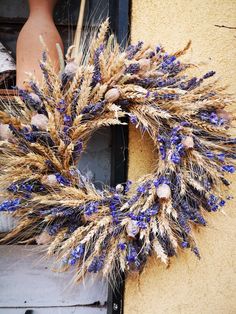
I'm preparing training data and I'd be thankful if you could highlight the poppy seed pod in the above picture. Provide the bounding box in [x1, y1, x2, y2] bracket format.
[36, 231, 52, 245]
[116, 184, 124, 193]
[216, 109, 232, 123]
[156, 183, 171, 200]
[182, 136, 194, 149]
[126, 220, 139, 238]
[104, 88, 120, 103]
[64, 61, 78, 76]
[0, 123, 13, 140]
[29, 92, 41, 104]
[41, 174, 58, 186]
[138, 58, 151, 72]
[31, 113, 49, 130]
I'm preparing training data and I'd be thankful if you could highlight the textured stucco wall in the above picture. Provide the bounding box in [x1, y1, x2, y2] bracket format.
[125, 1, 236, 313]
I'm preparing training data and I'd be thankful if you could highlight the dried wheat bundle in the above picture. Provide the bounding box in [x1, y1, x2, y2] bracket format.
[0, 20, 236, 282]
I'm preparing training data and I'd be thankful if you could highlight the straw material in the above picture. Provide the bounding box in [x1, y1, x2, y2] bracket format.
[0, 20, 235, 282]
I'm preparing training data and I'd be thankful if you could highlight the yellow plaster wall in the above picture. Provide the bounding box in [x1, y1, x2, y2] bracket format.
[125, 1, 236, 313]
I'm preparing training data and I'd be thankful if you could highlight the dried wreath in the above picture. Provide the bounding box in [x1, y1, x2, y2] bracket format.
[0, 20, 235, 282]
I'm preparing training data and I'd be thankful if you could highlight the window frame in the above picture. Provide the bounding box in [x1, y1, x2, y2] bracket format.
[108, 1, 130, 313]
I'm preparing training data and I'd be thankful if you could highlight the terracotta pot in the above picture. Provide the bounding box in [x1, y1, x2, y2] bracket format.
[16, 0, 63, 87]
[4, 0, 63, 232]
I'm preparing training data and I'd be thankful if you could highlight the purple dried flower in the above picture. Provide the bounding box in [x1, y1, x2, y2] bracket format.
[195, 213, 206, 225]
[192, 247, 201, 259]
[203, 71, 216, 79]
[136, 181, 151, 195]
[171, 151, 181, 164]
[63, 126, 70, 134]
[155, 93, 179, 100]
[126, 245, 138, 263]
[222, 165, 235, 173]
[124, 180, 132, 193]
[153, 176, 169, 187]
[109, 194, 122, 224]
[23, 183, 33, 192]
[147, 204, 159, 216]
[161, 55, 178, 74]
[47, 220, 64, 236]
[20, 127, 35, 142]
[88, 253, 105, 273]
[118, 99, 130, 106]
[64, 115, 72, 125]
[132, 78, 155, 88]
[28, 81, 43, 97]
[212, 205, 219, 212]
[156, 78, 177, 88]
[81, 101, 105, 116]
[216, 153, 225, 161]
[199, 111, 226, 126]
[52, 207, 75, 217]
[225, 138, 236, 144]
[149, 51, 155, 58]
[71, 244, 85, 259]
[0, 199, 21, 212]
[8, 180, 45, 194]
[156, 45, 162, 53]
[208, 194, 217, 203]
[125, 63, 140, 74]
[157, 80, 165, 87]
[181, 241, 189, 248]
[153, 92, 158, 99]
[209, 112, 218, 124]
[137, 221, 147, 229]
[68, 258, 77, 266]
[157, 136, 167, 159]
[129, 115, 138, 125]
[179, 77, 198, 90]
[84, 202, 99, 216]
[145, 90, 151, 98]
[178, 214, 191, 233]
[56, 100, 66, 113]
[126, 41, 143, 60]
[7, 183, 18, 194]
[92, 44, 104, 86]
[219, 200, 226, 206]
[200, 112, 209, 121]
[18, 88, 44, 114]
[207, 194, 223, 211]
[159, 145, 166, 160]
[73, 140, 83, 154]
[218, 118, 226, 126]
[118, 242, 126, 250]
[164, 55, 176, 64]
[55, 173, 71, 186]
[127, 195, 139, 206]
[39, 62, 53, 92]
[176, 143, 184, 154]
[204, 179, 212, 190]
[137, 185, 146, 194]
[171, 134, 181, 144]
[128, 213, 136, 220]
[205, 151, 214, 159]
[42, 50, 47, 62]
